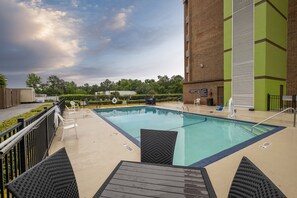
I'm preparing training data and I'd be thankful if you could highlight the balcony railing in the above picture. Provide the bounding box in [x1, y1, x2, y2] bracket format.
[0, 99, 65, 197]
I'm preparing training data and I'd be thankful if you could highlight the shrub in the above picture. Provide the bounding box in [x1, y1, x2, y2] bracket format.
[60, 93, 182, 101]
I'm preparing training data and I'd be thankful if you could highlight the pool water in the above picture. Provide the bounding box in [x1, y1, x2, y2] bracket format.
[95, 106, 281, 166]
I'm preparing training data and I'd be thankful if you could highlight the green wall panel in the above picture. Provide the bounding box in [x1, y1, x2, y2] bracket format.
[254, 43, 266, 77]
[224, 51, 232, 80]
[266, 43, 287, 78]
[269, 0, 288, 17]
[254, 0, 262, 4]
[224, 19, 232, 50]
[254, 79, 286, 111]
[255, 42, 287, 78]
[224, 82, 231, 105]
[266, 3, 288, 49]
[224, 0, 232, 19]
[255, 3, 267, 41]
[254, 79, 266, 111]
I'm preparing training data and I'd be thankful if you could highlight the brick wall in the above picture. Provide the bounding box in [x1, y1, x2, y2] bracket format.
[287, 0, 297, 95]
[183, 0, 224, 104]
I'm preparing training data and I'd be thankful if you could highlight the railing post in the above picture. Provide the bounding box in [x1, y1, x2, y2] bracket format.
[267, 94, 270, 111]
[294, 109, 296, 127]
[18, 118, 27, 173]
[293, 95, 296, 110]
[44, 107, 49, 157]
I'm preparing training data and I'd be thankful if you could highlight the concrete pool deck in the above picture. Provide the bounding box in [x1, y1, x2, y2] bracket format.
[49, 103, 297, 198]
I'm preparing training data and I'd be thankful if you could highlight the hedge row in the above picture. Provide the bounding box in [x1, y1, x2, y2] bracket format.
[60, 94, 182, 101]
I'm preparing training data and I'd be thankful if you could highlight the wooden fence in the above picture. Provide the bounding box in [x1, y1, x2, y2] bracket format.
[0, 88, 20, 109]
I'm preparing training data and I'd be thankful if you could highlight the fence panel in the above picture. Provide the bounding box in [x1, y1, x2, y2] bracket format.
[0, 88, 21, 109]
[0, 89, 4, 109]
[267, 94, 297, 112]
[0, 99, 65, 197]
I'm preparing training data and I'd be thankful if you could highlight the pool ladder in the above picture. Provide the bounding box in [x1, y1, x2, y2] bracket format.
[251, 107, 296, 132]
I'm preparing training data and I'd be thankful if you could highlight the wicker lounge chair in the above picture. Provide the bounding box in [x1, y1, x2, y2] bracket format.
[140, 129, 177, 165]
[6, 148, 79, 198]
[228, 156, 286, 198]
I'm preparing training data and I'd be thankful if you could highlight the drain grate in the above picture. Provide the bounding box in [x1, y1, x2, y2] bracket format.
[123, 143, 133, 152]
[259, 142, 272, 149]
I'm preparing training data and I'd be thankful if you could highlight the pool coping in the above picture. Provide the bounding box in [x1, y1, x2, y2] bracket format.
[93, 106, 286, 167]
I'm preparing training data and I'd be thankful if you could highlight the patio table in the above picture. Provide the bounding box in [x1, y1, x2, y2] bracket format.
[93, 161, 216, 198]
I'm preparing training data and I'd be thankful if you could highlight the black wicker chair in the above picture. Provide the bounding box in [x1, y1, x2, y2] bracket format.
[6, 148, 79, 198]
[140, 129, 177, 165]
[228, 157, 286, 198]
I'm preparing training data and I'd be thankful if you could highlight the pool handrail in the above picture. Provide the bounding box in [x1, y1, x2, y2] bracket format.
[251, 107, 296, 132]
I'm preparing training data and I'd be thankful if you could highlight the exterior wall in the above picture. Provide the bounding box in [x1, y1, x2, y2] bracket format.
[224, 0, 232, 105]
[183, 81, 224, 105]
[224, 0, 288, 110]
[18, 88, 35, 103]
[287, 0, 297, 95]
[254, 0, 288, 110]
[183, 0, 224, 105]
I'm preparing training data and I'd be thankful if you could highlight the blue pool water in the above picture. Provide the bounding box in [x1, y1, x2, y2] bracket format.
[95, 106, 283, 166]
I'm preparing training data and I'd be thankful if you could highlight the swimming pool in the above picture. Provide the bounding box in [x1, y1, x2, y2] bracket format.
[95, 106, 284, 166]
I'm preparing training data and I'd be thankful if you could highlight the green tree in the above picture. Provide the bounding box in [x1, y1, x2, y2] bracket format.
[26, 73, 42, 93]
[0, 74, 7, 88]
[90, 84, 100, 94]
[157, 75, 170, 94]
[65, 81, 77, 94]
[168, 75, 183, 93]
[82, 83, 91, 94]
[46, 75, 65, 95]
[100, 79, 114, 92]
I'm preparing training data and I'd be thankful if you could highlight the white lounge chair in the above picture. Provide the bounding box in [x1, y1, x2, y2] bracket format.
[56, 113, 78, 141]
[70, 101, 80, 111]
[194, 98, 201, 105]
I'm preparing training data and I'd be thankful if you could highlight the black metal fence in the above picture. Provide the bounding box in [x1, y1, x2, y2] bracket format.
[267, 94, 296, 111]
[0, 99, 65, 197]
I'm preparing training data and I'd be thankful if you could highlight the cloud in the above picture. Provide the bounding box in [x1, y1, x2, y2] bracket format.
[71, 0, 79, 8]
[107, 6, 134, 30]
[0, 0, 82, 75]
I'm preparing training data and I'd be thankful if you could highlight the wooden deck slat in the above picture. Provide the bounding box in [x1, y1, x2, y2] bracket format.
[94, 161, 216, 198]
[113, 174, 206, 188]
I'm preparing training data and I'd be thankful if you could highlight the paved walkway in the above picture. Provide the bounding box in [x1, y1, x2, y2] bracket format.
[0, 103, 49, 123]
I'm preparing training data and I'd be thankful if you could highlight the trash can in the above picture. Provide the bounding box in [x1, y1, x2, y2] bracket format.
[207, 98, 213, 106]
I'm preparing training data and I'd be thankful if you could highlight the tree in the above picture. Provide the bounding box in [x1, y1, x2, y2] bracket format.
[65, 81, 77, 94]
[26, 73, 42, 93]
[100, 79, 114, 92]
[0, 74, 7, 88]
[168, 75, 183, 93]
[82, 83, 91, 94]
[46, 75, 66, 95]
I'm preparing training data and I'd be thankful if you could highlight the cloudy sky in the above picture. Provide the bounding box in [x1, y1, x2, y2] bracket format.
[0, 0, 184, 87]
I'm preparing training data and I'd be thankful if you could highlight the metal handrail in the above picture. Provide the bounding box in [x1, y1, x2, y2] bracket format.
[0, 105, 58, 156]
[251, 107, 296, 131]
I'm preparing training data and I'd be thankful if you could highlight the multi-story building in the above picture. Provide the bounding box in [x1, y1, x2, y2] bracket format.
[183, 0, 297, 111]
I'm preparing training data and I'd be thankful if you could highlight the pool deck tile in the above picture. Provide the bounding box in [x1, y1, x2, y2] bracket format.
[49, 103, 297, 198]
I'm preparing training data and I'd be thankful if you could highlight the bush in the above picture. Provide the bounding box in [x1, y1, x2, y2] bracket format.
[60, 93, 182, 101]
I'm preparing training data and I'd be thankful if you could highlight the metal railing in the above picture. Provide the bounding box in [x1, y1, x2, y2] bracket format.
[267, 94, 296, 112]
[0, 99, 65, 198]
[251, 107, 296, 132]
